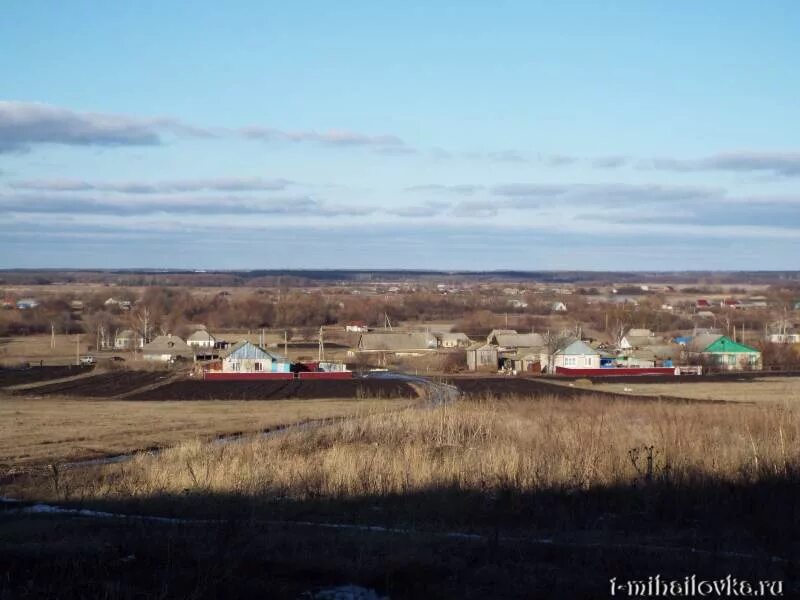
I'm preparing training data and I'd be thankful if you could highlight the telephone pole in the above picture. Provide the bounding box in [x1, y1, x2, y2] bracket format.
[75, 333, 80, 366]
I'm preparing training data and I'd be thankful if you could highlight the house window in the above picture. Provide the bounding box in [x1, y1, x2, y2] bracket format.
[254, 362, 262, 371]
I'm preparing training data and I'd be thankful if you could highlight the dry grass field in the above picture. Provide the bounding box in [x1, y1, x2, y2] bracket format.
[0, 334, 95, 366]
[0, 396, 415, 468]
[33, 394, 799, 511]
[584, 377, 800, 403]
[3, 392, 799, 597]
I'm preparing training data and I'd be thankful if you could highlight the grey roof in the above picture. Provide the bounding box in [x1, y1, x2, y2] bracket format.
[492, 333, 545, 348]
[630, 345, 680, 361]
[687, 334, 723, 353]
[142, 335, 193, 357]
[623, 335, 665, 348]
[555, 340, 600, 356]
[626, 328, 653, 337]
[116, 329, 137, 338]
[187, 330, 216, 342]
[486, 329, 517, 342]
[437, 332, 471, 342]
[358, 332, 437, 351]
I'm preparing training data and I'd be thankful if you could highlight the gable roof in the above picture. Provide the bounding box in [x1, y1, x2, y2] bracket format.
[437, 332, 471, 343]
[492, 333, 545, 348]
[623, 334, 665, 348]
[187, 330, 216, 342]
[486, 329, 517, 342]
[142, 335, 192, 356]
[555, 340, 600, 356]
[703, 336, 760, 354]
[224, 340, 286, 361]
[358, 332, 437, 351]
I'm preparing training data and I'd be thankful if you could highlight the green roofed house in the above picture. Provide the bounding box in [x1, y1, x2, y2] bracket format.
[686, 334, 762, 371]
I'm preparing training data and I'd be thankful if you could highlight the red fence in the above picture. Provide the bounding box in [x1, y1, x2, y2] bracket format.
[555, 367, 677, 377]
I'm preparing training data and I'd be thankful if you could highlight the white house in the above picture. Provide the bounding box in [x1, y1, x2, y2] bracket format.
[222, 340, 291, 373]
[552, 340, 601, 370]
[114, 329, 144, 350]
[551, 301, 568, 313]
[186, 329, 216, 348]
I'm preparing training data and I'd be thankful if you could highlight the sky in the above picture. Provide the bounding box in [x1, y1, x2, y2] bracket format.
[1, 1, 799, 270]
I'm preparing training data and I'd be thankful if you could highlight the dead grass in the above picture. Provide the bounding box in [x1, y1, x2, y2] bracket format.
[0, 395, 413, 468]
[587, 377, 800, 403]
[36, 394, 800, 506]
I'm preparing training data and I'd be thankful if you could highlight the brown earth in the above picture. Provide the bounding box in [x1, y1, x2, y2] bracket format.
[0, 365, 94, 388]
[126, 378, 418, 401]
[12, 371, 171, 398]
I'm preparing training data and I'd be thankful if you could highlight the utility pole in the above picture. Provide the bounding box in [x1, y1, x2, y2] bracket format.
[284, 330, 288, 358]
[75, 333, 80, 366]
[50, 322, 55, 350]
[318, 326, 325, 362]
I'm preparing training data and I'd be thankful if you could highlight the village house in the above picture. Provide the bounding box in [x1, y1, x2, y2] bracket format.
[104, 297, 132, 311]
[550, 340, 601, 371]
[619, 328, 666, 350]
[221, 340, 291, 373]
[435, 332, 471, 348]
[685, 334, 762, 371]
[466, 343, 499, 371]
[114, 329, 144, 350]
[16, 298, 39, 310]
[486, 330, 544, 348]
[141, 334, 194, 362]
[356, 332, 438, 355]
[186, 329, 216, 348]
[551, 301, 567, 313]
[767, 332, 800, 344]
[344, 321, 369, 333]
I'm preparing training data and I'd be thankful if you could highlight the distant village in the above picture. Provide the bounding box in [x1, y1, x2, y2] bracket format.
[4, 277, 800, 377]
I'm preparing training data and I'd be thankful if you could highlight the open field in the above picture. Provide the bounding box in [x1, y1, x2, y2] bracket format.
[3, 393, 798, 597]
[585, 377, 800, 403]
[0, 334, 95, 366]
[0, 396, 415, 468]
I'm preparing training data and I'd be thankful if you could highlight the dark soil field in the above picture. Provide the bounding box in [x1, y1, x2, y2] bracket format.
[446, 376, 715, 404]
[127, 378, 418, 401]
[0, 365, 93, 388]
[13, 371, 170, 397]
[447, 376, 589, 398]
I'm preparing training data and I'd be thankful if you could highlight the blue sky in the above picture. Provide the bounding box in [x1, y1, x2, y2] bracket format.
[1, 1, 799, 270]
